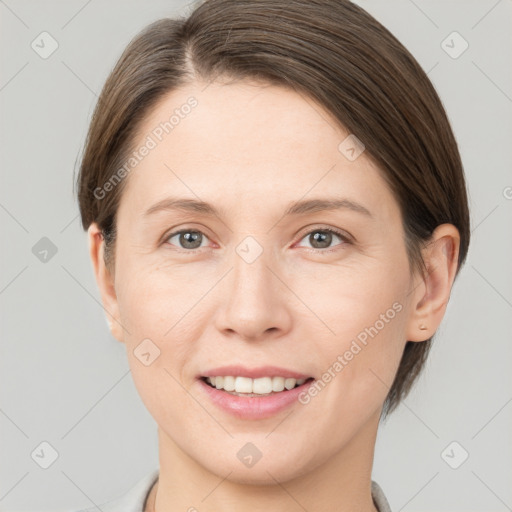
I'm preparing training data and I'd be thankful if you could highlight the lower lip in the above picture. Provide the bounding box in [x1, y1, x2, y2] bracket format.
[197, 378, 315, 420]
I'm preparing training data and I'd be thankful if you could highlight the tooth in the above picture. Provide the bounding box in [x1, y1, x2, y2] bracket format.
[235, 376, 253, 393]
[205, 375, 308, 393]
[272, 376, 285, 392]
[223, 375, 236, 391]
[284, 378, 297, 390]
[253, 377, 273, 394]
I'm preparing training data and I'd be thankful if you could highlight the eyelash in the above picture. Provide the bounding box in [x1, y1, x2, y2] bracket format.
[163, 226, 352, 255]
[298, 227, 352, 253]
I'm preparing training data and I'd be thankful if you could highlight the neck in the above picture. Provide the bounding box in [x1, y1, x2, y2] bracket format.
[151, 410, 381, 512]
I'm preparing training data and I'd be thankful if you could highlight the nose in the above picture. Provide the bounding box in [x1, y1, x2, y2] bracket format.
[213, 238, 293, 342]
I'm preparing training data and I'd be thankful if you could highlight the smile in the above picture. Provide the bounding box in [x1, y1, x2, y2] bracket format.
[201, 375, 312, 396]
[198, 375, 316, 420]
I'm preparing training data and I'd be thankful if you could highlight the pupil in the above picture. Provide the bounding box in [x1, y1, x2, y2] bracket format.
[311, 231, 331, 248]
[181, 231, 202, 249]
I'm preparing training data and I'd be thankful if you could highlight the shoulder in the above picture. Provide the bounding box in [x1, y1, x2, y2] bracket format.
[371, 480, 392, 512]
[69, 468, 159, 512]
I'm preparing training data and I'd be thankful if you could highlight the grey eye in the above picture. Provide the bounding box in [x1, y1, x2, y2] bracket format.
[297, 229, 348, 250]
[167, 230, 208, 250]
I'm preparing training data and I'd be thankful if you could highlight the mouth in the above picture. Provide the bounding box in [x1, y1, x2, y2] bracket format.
[199, 375, 315, 397]
[196, 366, 316, 419]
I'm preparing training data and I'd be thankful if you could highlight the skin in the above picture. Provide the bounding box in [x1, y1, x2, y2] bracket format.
[88, 78, 460, 512]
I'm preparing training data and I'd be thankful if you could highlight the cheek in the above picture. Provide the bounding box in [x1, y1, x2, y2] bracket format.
[117, 272, 202, 430]
[293, 252, 409, 342]
[296, 259, 410, 413]
[114, 264, 201, 406]
[115, 259, 205, 337]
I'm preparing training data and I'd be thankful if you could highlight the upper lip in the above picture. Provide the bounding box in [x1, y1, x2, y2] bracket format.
[199, 365, 313, 380]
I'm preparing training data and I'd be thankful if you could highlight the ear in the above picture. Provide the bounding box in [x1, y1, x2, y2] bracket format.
[87, 222, 124, 343]
[406, 223, 461, 342]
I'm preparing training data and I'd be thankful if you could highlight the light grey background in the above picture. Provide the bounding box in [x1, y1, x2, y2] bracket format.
[1, 1, 511, 511]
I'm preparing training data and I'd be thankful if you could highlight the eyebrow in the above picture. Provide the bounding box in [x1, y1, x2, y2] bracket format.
[143, 196, 373, 219]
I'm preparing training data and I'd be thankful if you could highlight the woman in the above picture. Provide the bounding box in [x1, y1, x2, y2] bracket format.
[74, 0, 470, 510]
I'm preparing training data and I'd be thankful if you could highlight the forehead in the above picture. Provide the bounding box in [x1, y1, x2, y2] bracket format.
[118, 79, 398, 222]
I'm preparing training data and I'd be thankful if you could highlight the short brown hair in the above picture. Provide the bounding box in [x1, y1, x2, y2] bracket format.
[75, 0, 471, 416]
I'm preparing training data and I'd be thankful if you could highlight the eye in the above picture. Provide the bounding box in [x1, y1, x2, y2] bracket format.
[163, 226, 351, 254]
[295, 227, 351, 252]
[165, 229, 210, 251]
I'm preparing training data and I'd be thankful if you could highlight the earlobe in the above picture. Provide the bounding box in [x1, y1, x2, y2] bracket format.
[87, 223, 124, 343]
[406, 223, 460, 342]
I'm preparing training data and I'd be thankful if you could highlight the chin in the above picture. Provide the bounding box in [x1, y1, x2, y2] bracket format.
[194, 443, 318, 486]
[218, 462, 307, 486]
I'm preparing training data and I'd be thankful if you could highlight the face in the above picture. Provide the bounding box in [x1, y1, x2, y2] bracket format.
[95, 78, 423, 484]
